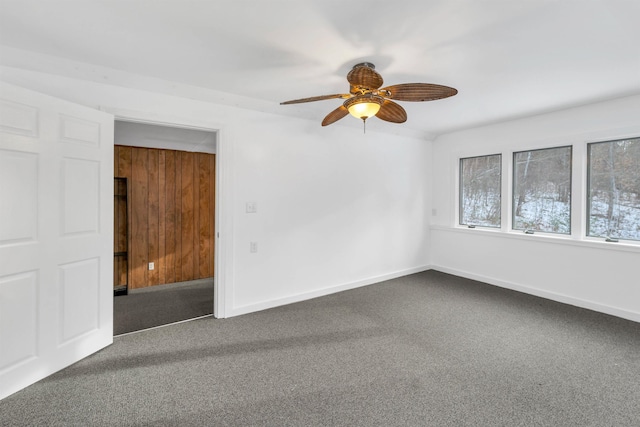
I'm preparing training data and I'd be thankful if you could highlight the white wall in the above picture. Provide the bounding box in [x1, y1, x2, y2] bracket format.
[231, 114, 431, 313]
[431, 94, 640, 322]
[0, 66, 432, 317]
[115, 121, 216, 154]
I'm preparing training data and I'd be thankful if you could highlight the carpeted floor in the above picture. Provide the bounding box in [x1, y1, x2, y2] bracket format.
[114, 278, 214, 335]
[2, 270, 639, 426]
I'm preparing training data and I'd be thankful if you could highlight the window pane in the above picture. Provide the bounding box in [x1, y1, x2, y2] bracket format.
[587, 138, 640, 241]
[513, 146, 572, 234]
[459, 154, 501, 227]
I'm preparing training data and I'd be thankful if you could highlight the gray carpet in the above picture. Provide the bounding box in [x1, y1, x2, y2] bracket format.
[2, 270, 639, 426]
[114, 278, 214, 335]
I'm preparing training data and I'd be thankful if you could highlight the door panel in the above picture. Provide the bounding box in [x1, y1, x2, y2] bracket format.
[0, 82, 114, 400]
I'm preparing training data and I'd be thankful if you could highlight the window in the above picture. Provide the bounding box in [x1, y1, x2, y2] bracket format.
[459, 154, 501, 227]
[513, 146, 572, 234]
[587, 137, 640, 241]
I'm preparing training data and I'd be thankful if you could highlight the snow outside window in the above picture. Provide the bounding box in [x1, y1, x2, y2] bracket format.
[459, 154, 501, 228]
[587, 137, 640, 241]
[512, 146, 572, 234]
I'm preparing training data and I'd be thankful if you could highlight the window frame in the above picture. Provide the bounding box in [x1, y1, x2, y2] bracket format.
[511, 145, 573, 235]
[586, 137, 640, 242]
[451, 134, 640, 249]
[458, 153, 502, 229]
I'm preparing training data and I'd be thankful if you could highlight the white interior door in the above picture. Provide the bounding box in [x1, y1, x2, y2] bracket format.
[0, 82, 114, 400]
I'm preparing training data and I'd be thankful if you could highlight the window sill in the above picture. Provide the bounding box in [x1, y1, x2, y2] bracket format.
[430, 224, 640, 254]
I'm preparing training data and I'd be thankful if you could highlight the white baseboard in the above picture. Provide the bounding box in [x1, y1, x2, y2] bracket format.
[226, 264, 640, 324]
[431, 265, 640, 323]
[228, 265, 432, 317]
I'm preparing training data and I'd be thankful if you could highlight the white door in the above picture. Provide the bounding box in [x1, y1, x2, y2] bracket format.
[0, 82, 114, 400]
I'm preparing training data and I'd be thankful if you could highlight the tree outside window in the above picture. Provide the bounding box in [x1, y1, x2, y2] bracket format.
[588, 138, 640, 241]
[513, 146, 572, 234]
[459, 154, 501, 228]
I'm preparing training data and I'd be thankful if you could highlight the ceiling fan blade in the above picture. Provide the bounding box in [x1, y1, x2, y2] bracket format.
[376, 100, 407, 123]
[347, 64, 383, 90]
[380, 83, 458, 102]
[321, 105, 349, 126]
[280, 94, 349, 105]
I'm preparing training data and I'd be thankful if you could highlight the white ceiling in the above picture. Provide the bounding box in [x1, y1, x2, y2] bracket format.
[1, 0, 639, 137]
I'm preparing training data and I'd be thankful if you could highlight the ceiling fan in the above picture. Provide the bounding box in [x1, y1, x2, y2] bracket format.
[280, 62, 458, 127]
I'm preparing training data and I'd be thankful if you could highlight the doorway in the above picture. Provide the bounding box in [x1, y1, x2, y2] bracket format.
[113, 121, 217, 335]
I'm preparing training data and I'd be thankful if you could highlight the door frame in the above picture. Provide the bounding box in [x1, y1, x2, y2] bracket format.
[104, 108, 233, 318]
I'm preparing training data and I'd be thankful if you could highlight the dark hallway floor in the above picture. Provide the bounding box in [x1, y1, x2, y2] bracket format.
[114, 278, 214, 335]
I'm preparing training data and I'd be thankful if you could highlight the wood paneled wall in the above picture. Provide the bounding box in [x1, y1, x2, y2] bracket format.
[114, 145, 215, 289]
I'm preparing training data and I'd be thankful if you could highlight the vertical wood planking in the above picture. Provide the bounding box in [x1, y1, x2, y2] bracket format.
[164, 150, 176, 284]
[114, 145, 119, 177]
[158, 150, 166, 285]
[130, 147, 149, 288]
[193, 153, 200, 278]
[180, 152, 195, 281]
[113, 145, 214, 289]
[174, 153, 183, 283]
[198, 153, 211, 277]
[117, 145, 132, 177]
[113, 145, 120, 252]
[147, 149, 159, 286]
[211, 154, 216, 276]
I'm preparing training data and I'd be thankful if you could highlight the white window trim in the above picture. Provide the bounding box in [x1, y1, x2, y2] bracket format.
[452, 130, 640, 248]
[511, 144, 573, 235]
[457, 153, 502, 229]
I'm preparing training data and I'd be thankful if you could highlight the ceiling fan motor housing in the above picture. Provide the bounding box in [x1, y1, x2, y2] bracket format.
[353, 62, 376, 69]
[348, 63, 384, 93]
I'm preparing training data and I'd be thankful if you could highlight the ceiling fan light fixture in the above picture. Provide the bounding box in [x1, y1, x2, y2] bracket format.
[344, 95, 384, 121]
